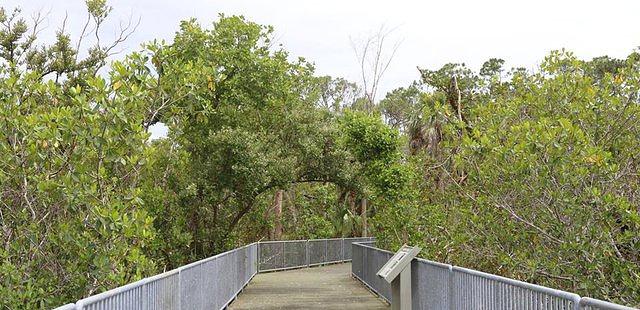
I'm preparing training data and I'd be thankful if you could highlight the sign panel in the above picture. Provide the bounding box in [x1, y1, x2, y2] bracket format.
[376, 244, 421, 283]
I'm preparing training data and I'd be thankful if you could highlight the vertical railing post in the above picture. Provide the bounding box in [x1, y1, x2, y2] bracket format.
[177, 268, 182, 310]
[281, 241, 285, 269]
[306, 240, 310, 267]
[324, 240, 328, 265]
[142, 279, 148, 310]
[362, 245, 367, 282]
[493, 276, 499, 310]
[448, 265, 454, 310]
[257, 241, 261, 272]
[572, 295, 581, 310]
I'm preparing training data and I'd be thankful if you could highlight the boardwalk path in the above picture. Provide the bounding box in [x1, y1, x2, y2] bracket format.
[229, 263, 389, 309]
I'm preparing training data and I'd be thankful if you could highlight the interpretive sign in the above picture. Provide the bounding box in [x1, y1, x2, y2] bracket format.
[376, 244, 421, 310]
[377, 244, 420, 283]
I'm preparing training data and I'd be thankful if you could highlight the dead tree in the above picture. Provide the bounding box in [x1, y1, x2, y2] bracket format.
[350, 25, 402, 113]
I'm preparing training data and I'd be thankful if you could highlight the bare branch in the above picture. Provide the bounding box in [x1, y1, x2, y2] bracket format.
[350, 25, 402, 112]
[103, 14, 141, 58]
[74, 13, 92, 63]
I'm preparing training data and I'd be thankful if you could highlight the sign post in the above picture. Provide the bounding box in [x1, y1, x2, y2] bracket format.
[376, 244, 421, 310]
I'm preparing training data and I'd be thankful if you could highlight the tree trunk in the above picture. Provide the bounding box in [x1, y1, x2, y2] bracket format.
[349, 191, 356, 215]
[286, 189, 298, 226]
[448, 76, 463, 123]
[273, 190, 284, 240]
[361, 198, 368, 237]
[349, 191, 356, 236]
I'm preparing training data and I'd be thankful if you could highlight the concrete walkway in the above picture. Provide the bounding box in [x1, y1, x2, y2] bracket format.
[229, 263, 389, 309]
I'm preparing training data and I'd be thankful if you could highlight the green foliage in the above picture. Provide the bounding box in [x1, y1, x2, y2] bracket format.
[279, 184, 341, 239]
[388, 50, 640, 306]
[0, 4, 382, 308]
[340, 111, 399, 164]
[309, 76, 361, 112]
[2, 2, 638, 308]
[0, 40, 156, 309]
[137, 15, 359, 259]
[339, 111, 416, 243]
[379, 83, 421, 130]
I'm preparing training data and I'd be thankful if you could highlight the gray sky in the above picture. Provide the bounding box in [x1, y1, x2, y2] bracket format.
[5, 0, 640, 138]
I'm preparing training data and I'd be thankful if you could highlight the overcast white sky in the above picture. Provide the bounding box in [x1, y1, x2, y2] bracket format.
[4, 0, 640, 137]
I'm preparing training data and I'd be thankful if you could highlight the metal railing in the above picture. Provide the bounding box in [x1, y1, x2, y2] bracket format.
[60, 243, 257, 310]
[351, 241, 638, 310]
[54, 237, 373, 310]
[257, 237, 374, 272]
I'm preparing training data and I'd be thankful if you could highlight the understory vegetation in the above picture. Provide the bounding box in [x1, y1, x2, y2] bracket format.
[0, 2, 638, 308]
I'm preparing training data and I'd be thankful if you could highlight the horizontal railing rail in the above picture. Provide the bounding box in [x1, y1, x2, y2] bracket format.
[580, 298, 638, 310]
[351, 241, 638, 310]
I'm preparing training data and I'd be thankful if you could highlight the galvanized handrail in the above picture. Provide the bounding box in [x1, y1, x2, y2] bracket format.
[351, 241, 638, 310]
[580, 298, 638, 310]
[53, 238, 637, 310]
